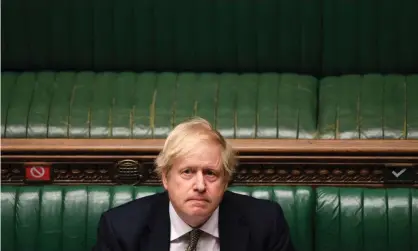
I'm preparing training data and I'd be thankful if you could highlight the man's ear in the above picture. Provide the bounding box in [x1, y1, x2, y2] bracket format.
[224, 171, 234, 190]
[223, 176, 231, 191]
[161, 170, 169, 190]
[223, 183, 229, 191]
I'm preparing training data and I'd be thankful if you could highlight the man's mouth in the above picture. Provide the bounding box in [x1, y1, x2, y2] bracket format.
[188, 197, 209, 202]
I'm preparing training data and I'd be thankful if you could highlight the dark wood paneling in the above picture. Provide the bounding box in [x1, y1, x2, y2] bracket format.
[2, 139, 418, 187]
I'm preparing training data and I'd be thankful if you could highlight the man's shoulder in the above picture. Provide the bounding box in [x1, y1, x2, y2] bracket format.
[93, 192, 169, 249]
[102, 192, 165, 224]
[224, 191, 294, 250]
[224, 190, 289, 236]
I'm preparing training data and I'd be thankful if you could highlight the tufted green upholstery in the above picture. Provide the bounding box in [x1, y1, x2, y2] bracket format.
[1, 185, 314, 251]
[318, 74, 418, 139]
[0, 71, 318, 139]
[2, 185, 417, 251]
[1, 186, 167, 251]
[3, 71, 418, 140]
[2, 1, 418, 140]
[1, 0, 322, 74]
[315, 187, 418, 251]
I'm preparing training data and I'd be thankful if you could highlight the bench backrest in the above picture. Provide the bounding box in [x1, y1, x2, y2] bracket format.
[2, 0, 417, 75]
[2, 185, 418, 251]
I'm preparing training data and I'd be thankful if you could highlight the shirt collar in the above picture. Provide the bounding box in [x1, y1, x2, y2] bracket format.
[169, 202, 219, 241]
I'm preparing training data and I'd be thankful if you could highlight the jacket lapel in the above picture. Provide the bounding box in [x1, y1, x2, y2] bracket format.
[139, 191, 250, 251]
[140, 192, 171, 251]
[218, 191, 249, 251]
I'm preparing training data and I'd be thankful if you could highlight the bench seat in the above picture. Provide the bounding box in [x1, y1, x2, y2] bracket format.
[1, 185, 417, 251]
[1, 71, 318, 139]
[2, 72, 418, 140]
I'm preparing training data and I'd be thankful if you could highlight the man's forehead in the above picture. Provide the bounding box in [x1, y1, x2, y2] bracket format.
[178, 154, 221, 165]
[174, 151, 221, 168]
[181, 140, 221, 155]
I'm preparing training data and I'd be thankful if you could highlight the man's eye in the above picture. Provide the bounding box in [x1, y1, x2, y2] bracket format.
[183, 169, 192, 174]
[205, 170, 215, 176]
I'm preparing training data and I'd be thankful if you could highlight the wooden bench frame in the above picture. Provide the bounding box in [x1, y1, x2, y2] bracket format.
[2, 139, 418, 187]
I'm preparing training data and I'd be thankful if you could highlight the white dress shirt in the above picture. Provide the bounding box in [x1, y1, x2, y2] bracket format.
[169, 202, 220, 251]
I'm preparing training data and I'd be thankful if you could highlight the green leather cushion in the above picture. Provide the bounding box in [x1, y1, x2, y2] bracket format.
[1, 185, 314, 251]
[0, 71, 318, 139]
[315, 187, 418, 251]
[318, 74, 418, 139]
[1, 0, 321, 74]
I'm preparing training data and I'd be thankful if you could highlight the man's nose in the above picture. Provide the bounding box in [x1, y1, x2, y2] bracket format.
[194, 171, 206, 192]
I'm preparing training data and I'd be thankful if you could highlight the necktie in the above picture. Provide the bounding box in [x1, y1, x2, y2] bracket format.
[185, 229, 202, 251]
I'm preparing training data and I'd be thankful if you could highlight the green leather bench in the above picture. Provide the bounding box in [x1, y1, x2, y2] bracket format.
[2, 1, 417, 140]
[1, 185, 417, 251]
[2, 71, 417, 139]
[1, 0, 418, 250]
[2, 0, 418, 76]
[1, 0, 322, 74]
[318, 74, 418, 139]
[1, 71, 318, 139]
[315, 187, 418, 251]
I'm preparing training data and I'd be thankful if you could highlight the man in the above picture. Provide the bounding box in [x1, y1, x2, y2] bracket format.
[93, 117, 295, 251]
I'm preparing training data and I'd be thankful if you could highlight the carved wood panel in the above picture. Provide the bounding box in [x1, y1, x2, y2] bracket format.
[2, 139, 418, 187]
[2, 160, 417, 187]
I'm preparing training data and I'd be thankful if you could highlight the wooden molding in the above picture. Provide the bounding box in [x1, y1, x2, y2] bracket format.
[2, 161, 417, 187]
[2, 138, 418, 154]
[2, 139, 418, 187]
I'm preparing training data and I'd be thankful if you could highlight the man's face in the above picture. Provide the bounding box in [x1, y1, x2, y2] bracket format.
[162, 142, 227, 227]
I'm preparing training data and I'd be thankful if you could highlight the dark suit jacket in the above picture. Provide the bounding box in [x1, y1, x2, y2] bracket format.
[92, 190, 295, 251]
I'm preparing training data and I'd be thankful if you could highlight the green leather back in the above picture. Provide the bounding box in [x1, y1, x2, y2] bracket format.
[1, 185, 314, 251]
[1, 0, 321, 74]
[318, 74, 418, 139]
[0, 71, 318, 139]
[3, 185, 418, 251]
[4, 71, 418, 140]
[322, 0, 418, 75]
[1, 186, 165, 251]
[315, 187, 418, 251]
[3, 0, 417, 75]
[229, 186, 314, 251]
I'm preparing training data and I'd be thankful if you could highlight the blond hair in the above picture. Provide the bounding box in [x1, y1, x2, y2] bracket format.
[155, 117, 237, 182]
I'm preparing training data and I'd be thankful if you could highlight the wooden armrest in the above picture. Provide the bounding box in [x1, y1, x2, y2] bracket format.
[2, 138, 418, 154]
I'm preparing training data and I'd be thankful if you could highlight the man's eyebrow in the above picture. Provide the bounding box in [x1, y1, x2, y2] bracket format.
[203, 166, 221, 172]
[179, 165, 196, 169]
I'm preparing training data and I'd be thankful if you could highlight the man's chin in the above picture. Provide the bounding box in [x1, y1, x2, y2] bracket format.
[186, 206, 211, 217]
